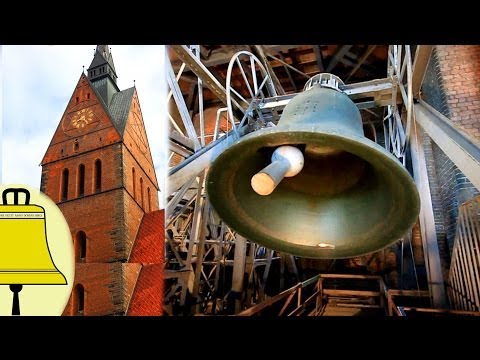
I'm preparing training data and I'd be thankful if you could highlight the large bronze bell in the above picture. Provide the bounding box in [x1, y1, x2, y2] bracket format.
[206, 74, 420, 259]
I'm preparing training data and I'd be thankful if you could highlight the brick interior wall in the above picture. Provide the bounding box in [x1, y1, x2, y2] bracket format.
[436, 45, 480, 142]
[421, 46, 480, 274]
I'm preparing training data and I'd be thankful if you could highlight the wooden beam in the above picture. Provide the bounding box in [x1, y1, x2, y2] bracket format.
[320, 274, 382, 280]
[323, 289, 380, 297]
[412, 45, 434, 99]
[169, 141, 192, 158]
[326, 45, 353, 72]
[186, 83, 197, 117]
[238, 284, 300, 316]
[312, 45, 325, 72]
[266, 53, 310, 79]
[346, 45, 377, 82]
[253, 45, 285, 95]
[388, 289, 431, 297]
[401, 306, 480, 316]
[199, 46, 210, 60]
[172, 45, 301, 71]
[278, 52, 297, 91]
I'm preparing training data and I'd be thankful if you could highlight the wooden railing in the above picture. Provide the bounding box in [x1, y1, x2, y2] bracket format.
[447, 196, 480, 312]
[237, 274, 321, 316]
[238, 274, 386, 316]
[386, 289, 431, 316]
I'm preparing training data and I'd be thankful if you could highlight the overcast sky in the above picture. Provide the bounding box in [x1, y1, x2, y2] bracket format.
[1, 45, 166, 208]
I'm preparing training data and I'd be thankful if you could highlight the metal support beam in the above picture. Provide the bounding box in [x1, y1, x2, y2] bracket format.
[253, 45, 286, 95]
[180, 171, 205, 306]
[341, 77, 394, 97]
[171, 45, 244, 117]
[166, 58, 201, 151]
[415, 100, 480, 190]
[168, 127, 247, 193]
[170, 45, 230, 106]
[232, 234, 247, 314]
[412, 46, 434, 99]
[192, 200, 210, 313]
[257, 78, 395, 115]
[410, 118, 447, 308]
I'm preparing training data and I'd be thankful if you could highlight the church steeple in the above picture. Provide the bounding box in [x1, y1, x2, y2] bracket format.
[87, 45, 120, 106]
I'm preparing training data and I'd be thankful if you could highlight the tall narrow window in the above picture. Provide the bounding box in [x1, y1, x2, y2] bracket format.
[76, 96, 79, 104]
[132, 168, 136, 200]
[61, 168, 69, 201]
[147, 187, 151, 212]
[87, 93, 90, 100]
[94, 160, 102, 193]
[74, 284, 85, 315]
[140, 177, 144, 209]
[77, 164, 85, 197]
[75, 231, 87, 262]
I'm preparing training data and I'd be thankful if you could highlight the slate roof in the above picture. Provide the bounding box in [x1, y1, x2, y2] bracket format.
[88, 45, 117, 75]
[108, 87, 135, 135]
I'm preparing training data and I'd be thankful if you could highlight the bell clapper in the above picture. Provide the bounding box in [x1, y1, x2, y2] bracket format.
[10, 284, 23, 316]
[251, 145, 304, 196]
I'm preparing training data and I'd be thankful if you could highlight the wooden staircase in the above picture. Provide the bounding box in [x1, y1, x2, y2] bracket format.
[316, 274, 386, 316]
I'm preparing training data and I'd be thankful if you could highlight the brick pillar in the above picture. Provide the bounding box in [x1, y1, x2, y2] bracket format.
[421, 46, 480, 272]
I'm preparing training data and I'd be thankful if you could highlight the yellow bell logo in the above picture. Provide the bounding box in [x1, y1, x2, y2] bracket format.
[0, 185, 74, 316]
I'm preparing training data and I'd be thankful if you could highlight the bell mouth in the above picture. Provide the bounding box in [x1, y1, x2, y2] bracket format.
[206, 126, 420, 259]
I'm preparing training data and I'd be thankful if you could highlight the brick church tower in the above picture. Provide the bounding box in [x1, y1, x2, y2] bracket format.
[40, 45, 163, 315]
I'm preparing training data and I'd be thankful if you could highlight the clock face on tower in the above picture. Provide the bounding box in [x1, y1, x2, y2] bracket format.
[71, 108, 94, 129]
[62, 106, 99, 136]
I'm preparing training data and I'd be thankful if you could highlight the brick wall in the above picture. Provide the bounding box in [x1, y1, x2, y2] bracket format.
[122, 145, 158, 212]
[421, 46, 480, 273]
[41, 143, 123, 203]
[63, 263, 123, 316]
[435, 45, 480, 142]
